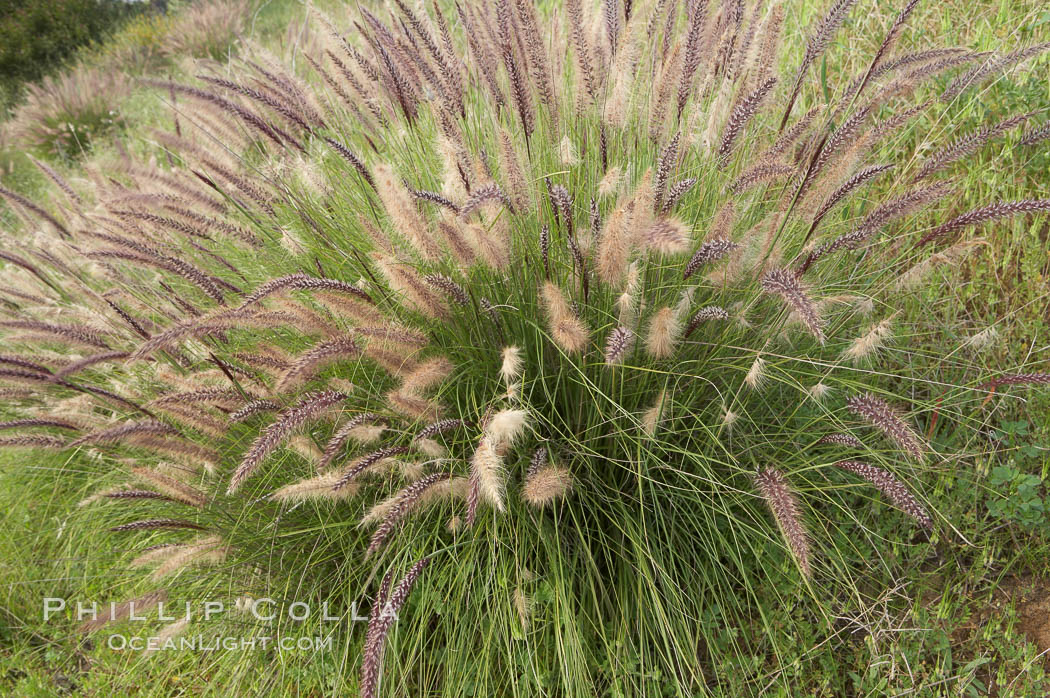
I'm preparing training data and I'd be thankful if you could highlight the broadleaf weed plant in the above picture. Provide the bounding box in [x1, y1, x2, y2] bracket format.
[1, 0, 1049, 694]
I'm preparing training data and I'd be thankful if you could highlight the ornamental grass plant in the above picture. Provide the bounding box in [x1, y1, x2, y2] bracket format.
[1, 0, 1049, 694]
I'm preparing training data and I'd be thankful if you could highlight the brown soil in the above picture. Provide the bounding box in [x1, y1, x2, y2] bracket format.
[994, 575, 1050, 654]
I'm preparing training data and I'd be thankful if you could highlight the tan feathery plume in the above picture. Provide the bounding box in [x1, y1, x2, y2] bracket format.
[522, 464, 573, 507]
[129, 467, 207, 508]
[597, 172, 652, 284]
[271, 472, 361, 502]
[373, 163, 442, 260]
[645, 307, 680, 359]
[287, 435, 323, 464]
[484, 408, 529, 450]
[745, 355, 767, 390]
[895, 239, 986, 290]
[721, 403, 739, 429]
[541, 281, 589, 354]
[602, 9, 641, 126]
[846, 394, 925, 461]
[513, 587, 532, 630]
[131, 544, 185, 568]
[843, 314, 897, 362]
[500, 346, 523, 387]
[963, 327, 998, 351]
[834, 460, 933, 529]
[597, 166, 623, 197]
[808, 383, 832, 402]
[79, 590, 167, 633]
[353, 325, 428, 350]
[128, 438, 218, 474]
[754, 466, 811, 577]
[470, 437, 506, 512]
[498, 127, 532, 211]
[362, 343, 419, 377]
[401, 357, 453, 395]
[386, 390, 442, 422]
[641, 389, 667, 436]
[347, 423, 386, 444]
[462, 220, 511, 270]
[650, 42, 681, 141]
[752, 2, 785, 87]
[500, 348, 522, 399]
[229, 390, 346, 493]
[314, 290, 388, 326]
[151, 535, 226, 580]
[144, 618, 190, 654]
[642, 218, 692, 255]
[596, 197, 633, 283]
[375, 257, 450, 319]
[434, 133, 468, 201]
[615, 261, 642, 326]
[559, 135, 580, 165]
[410, 434, 443, 458]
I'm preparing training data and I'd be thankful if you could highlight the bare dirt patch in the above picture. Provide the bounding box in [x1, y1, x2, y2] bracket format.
[993, 575, 1050, 654]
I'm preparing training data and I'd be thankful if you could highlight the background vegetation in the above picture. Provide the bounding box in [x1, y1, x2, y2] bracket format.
[0, 0, 147, 112]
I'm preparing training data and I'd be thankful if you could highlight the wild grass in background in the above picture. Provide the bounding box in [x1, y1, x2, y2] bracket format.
[0, 0, 1049, 695]
[0, 0, 246, 159]
[0, 0, 145, 110]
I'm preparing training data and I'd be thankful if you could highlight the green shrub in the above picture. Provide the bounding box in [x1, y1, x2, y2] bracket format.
[5, 64, 128, 157]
